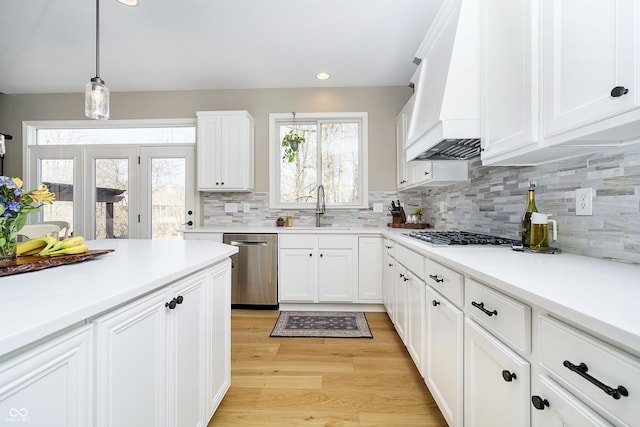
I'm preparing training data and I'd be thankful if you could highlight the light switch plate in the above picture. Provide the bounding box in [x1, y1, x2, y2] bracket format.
[225, 203, 238, 213]
[373, 202, 383, 213]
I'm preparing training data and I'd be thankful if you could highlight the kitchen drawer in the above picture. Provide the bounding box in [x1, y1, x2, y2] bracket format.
[383, 239, 395, 258]
[279, 234, 315, 249]
[424, 258, 463, 307]
[539, 316, 640, 426]
[318, 235, 355, 249]
[394, 244, 424, 277]
[465, 279, 531, 354]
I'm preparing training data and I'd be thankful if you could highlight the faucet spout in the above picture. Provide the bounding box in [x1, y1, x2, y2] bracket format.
[315, 184, 325, 227]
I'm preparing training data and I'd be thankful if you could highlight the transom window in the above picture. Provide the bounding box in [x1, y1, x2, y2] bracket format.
[269, 112, 368, 209]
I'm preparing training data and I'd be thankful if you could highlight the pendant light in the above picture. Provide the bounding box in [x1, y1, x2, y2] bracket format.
[85, 0, 109, 119]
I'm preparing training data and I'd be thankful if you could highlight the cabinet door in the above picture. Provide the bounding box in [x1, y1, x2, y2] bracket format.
[532, 375, 613, 427]
[396, 107, 410, 189]
[406, 270, 425, 374]
[425, 287, 464, 427]
[206, 262, 231, 419]
[196, 113, 221, 190]
[464, 319, 530, 427]
[218, 114, 253, 190]
[412, 160, 433, 184]
[394, 264, 408, 342]
[167, 273, 207, 427]
[318, 248, 354, 302]
[0, 326, 92, 427]
[94, 289, 169, 427]
[542, 0, 639, 138]
[383, 250, 396, 319]
[481, 0, 539, 160]
[278, 248, 317, 302]
[357, 237, 383, 302]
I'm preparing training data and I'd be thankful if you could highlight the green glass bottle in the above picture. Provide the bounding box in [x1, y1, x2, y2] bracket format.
[521, 183, 538, 247]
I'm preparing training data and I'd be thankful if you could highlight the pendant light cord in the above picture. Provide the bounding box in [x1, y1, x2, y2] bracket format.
[95, 0, 101, 79]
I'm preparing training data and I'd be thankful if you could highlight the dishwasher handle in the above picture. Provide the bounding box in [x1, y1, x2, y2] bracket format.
[229, 240, 270, 247]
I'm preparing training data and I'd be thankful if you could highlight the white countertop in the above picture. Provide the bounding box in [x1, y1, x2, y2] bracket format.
[0, 239, 237, 357]
[187, 226, 640, 357]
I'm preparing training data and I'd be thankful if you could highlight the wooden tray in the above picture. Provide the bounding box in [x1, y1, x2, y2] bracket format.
[0, 249, 115, 278]
[387, 223, 430, 229]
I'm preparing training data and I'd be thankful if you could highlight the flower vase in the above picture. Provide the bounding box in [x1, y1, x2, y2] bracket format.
[0, 222, 18, 262]
[416, 214, 423, 224]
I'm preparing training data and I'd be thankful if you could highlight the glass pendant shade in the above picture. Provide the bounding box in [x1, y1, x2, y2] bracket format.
[85, 77, 110, 120]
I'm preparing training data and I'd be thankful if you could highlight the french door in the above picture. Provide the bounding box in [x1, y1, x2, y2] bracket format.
[30, 145, 195, 240]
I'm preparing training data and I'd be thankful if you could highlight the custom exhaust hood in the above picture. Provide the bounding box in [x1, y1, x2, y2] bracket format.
[405, 0, 480, 161]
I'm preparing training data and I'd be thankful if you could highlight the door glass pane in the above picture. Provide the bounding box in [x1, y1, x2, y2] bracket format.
[279, 123, 317, 204]
[321, 122, 359, 204]
[151, 158, 186, 240]
[41, 159, 74, 236]
[95, 159, 128, 239]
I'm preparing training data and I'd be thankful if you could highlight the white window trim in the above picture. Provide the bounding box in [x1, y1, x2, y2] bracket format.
[268, 112, 368, 209]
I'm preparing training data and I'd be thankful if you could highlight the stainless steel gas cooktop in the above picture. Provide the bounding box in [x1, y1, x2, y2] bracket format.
[406, 230, 520, 247]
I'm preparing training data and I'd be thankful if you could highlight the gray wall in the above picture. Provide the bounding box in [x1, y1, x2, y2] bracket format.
[0, 86, 411, 191]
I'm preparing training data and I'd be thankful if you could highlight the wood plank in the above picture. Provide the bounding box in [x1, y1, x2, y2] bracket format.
[208, 309, 447, 427]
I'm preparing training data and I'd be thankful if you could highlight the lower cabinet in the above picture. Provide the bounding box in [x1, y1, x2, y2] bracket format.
[464, 318, 531, 427]
[405, 268, 425, 373]
[279, 234, 356, 303]
[382, 239, 396, 315]
[94, 265, 229, 427]
[0, 326, 92, 427]
[357, 236, 383, 302]
[425, 286, 463, 427]
[531, 374, 613, 427]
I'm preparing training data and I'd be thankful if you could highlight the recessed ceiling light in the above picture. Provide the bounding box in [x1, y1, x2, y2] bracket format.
[316, 72, 330, 80]
[118, 0, 138, 5]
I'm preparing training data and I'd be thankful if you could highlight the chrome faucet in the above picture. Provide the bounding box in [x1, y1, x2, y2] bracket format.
[315, 184, 326, 227]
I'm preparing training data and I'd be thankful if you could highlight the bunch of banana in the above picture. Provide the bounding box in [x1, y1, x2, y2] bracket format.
[17, 236, 89, 257]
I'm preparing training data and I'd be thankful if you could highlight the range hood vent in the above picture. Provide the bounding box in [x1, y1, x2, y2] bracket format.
[414, 138, 481, 160]
[405, 0, 480, 162]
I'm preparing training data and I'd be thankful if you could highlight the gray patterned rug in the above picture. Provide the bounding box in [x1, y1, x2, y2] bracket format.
[270, 311, 373, 338]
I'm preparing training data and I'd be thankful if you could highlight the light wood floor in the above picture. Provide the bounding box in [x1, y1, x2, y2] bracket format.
[208, 309, 448, 427]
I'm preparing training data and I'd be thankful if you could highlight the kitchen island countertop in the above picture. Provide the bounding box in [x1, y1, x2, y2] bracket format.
[0, 239, 237, 357]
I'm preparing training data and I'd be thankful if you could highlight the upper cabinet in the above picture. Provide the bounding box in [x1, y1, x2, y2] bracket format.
[397, 96, 415, 190]
[480, 0, 640, 166]
[196, 111, 254, 192]
[542, 0, 640, 142]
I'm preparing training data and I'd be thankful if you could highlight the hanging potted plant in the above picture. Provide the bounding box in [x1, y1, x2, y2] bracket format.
[281, 112, 306, 163]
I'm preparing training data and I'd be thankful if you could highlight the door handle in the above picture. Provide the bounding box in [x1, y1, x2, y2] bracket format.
[229, 241, 269, 246]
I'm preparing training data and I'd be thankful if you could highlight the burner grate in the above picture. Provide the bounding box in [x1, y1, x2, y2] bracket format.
[407, 231, 519, 247]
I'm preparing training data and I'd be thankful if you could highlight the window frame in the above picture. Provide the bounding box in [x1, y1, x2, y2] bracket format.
[268, 112, 368, 209]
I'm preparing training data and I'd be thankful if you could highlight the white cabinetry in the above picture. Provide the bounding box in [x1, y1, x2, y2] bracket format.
[410, 160, 468, 187]
[196, 111, 254, 192]
[464, 318, 531, 427]
[357, 236, 383, 302]
[425, 276, 463, 427]
[94, 266, 229, 427]
[382, 239, 396, 317]
[480, 0, 539, 163]
[279, 234, 356, 303]
[542, 0, 640, 142]
[0, 326, 92, 427]
[405, 268, 425, 373]
[396, 97, 415, 190]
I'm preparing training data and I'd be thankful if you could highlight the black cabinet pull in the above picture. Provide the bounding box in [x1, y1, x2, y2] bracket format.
[388, 263, 393, 267]
[309, 253, 312, 257]
[176, 295, 184, 305]
[471, 301, 497, 317]
[502, 370, 517, 382]
[611, 86, 629, 97]
[165, 298, 177, 310]
[429, 274, 444, 283]
[424, 171, 429, 175]
[531, 395, 549, 410]
[432, 300, 440, 307]
[399, 273, 404, 278]
[403, 276, 409, 282]
[563, 360, 629, 400]
[320, 253, 323, 258]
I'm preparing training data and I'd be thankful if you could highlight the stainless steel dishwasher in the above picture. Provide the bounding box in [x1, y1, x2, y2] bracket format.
[223, 233, 278, 309]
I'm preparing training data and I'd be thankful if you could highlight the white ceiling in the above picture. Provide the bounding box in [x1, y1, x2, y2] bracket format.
[0, 0, 442, 95]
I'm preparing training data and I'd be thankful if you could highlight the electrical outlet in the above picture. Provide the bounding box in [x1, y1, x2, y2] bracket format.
[575, 188, 593, 216]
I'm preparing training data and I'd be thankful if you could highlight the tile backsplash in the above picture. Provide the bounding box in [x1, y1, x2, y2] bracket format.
[202, 144, 640, 265]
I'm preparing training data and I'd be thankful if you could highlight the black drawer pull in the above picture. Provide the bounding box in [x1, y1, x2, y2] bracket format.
[429, 274, 444, 283]
[432, 300, 440, 307]
[531, 395, 549, 410]
[563, 360, 629, 400]
[610, 86, 629, 97]
[471, 301, 497, 317]
[502, 370, 517, 382]
[403, 276, 409, 282]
